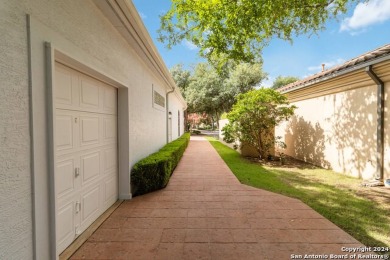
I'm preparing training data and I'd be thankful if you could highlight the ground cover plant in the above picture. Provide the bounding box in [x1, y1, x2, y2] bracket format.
[207, 137, 390, 248]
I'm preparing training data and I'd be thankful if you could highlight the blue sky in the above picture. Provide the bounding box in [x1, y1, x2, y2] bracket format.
[133, 0, 390, 87]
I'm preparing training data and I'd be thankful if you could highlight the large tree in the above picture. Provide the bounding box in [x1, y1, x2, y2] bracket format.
[159, 0, 358, 64]
[185, 63, 226, 128]
[272, 76, 300, 89]
[222, 88, 296, 159]
[169, 64, 191, 97]
[181, 62, 266, 128]
[223, 62, 267, 109]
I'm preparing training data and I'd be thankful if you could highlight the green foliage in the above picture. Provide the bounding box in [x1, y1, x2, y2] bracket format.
[220, 112, 228, 120]
[224, 63, 267, 104]
[169, 64, 191, 97]
[207, 137, 390, 248]
[223, 88, 296, 158]
[159, 0, 356, 64]
[191, 129, 201, 135]
[131, 133, 190, 196]
[185, 63, 224, 114]
[272, 75, 300, 89]
[183, 62, 266, 125]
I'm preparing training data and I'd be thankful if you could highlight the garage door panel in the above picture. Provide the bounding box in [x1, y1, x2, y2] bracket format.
[81, 151, 101, 184]
[57, 201, 76, 253]
[56, 158, 76, 198]
[104, 175, 117, 204]
[79, 77, 100, 110]
[56, 114, 74, 152]
[103, 116, 117, 143]
[103, 85, 117, 114]
[80, 186, 100, 229]
[103, 147, 117, 174]
[80, 115, 100, 147]
[55, 65, 73, 107]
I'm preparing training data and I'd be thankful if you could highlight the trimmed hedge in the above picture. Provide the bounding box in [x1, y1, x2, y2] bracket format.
[131, 133, 190, 196]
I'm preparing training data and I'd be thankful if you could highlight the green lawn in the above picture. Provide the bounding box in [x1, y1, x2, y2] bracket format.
[206, 137, 390, 248]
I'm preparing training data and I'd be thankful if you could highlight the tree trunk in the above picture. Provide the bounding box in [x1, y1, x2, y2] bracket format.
[258, 130, 263, 160]
[215, 111, 220, 130]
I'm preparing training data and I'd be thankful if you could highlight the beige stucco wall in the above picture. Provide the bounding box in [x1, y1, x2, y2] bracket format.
[0, 0, 186, 259]
[0, 1, 32, 259]
[276, 63, 390, 180]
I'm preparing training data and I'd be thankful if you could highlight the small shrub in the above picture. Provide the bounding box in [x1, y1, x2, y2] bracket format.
[131, 133, 190, 196]
[191, 130, 201, 135]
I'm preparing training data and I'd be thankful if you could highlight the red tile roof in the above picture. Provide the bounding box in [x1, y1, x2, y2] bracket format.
[278, 43, 390, 93]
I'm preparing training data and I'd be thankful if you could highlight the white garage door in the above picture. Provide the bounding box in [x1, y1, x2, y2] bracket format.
[54, 63, 118, 253]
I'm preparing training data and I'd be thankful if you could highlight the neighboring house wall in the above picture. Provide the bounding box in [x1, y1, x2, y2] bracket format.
[276, 61, 390, 180]
[383, 82, 390, 181]
[218, 119, 241, 151]
[219, 119, 229, 140]
[0, 0, 186, 259]
[376, 62, 390, 181]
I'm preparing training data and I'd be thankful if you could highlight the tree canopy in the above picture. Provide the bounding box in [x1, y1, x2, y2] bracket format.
[272, 76, 300, 89]
[170, 61, 266, 128]
[169, 64, 191, 97]
[185, 63, 224, 116]
[159, 0, 357, 64]
[222, 88, 296, 158]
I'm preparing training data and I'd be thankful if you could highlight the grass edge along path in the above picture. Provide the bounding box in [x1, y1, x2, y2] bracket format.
[206, 137, 390, 248]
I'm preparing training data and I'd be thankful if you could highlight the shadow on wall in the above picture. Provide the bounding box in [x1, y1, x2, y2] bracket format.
[285, 116, 331, 169]
[329, 87, 376, 179]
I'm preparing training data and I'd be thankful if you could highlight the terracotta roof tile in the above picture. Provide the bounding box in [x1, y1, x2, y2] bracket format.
[278, 43, 390, 93]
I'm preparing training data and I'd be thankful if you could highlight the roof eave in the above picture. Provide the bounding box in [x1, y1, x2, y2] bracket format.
[280, 53, 390, 94]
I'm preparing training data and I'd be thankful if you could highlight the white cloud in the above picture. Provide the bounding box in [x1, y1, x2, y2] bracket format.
[307, 58, 346, 72]
[203, 47, 211, 54]
[301, 73, 314, 79]
[261, 76, 273, 88]
[182, 39, 198, 50]
[340, 0, 390, 33]
[138, 12, 147, 20]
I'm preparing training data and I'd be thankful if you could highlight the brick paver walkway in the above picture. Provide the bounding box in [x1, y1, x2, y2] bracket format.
[71, 136, 367, 259]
